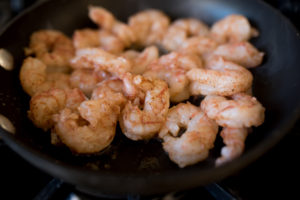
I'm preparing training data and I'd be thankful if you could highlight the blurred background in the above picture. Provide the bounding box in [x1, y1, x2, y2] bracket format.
[0, 0, 299, 199]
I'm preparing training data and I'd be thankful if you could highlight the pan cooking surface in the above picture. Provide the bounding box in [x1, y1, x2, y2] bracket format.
[0, 0, 299, 195]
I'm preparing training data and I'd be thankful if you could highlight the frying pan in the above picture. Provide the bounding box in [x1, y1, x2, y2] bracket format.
[0, 0, 300, 196]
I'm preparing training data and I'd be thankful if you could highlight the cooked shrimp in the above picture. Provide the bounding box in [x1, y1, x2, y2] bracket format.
[129, 9, 170, 46]
[144, 52, 203, 102]
[70, 69, 108, 96]
[53, 99, 120, 154]
[122, 46, 159, 74]
[88, 6, 135, 47]
[162, 18, 210, 51]
[25, 30, 74, 73]
[88, 5, 115, 30]
[159, 103, 218, 168]
[212, 41, 264, 68]
[119, 75, 169, 141]
[70, 48, 131, 76]
[215, 127, 248, 166]
[28, 88, 86, 131]
[20, 57, 47, 96]
[210, 14, 259, 44]
[19, 57, 71, 96]
[201, 93, 265, 128]
[91, 78, 127, 107]
[187, 56, 253, 96]
[178, 36, 218, 57]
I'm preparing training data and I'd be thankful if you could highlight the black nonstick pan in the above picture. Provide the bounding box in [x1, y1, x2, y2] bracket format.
[0, 0, 300, 196]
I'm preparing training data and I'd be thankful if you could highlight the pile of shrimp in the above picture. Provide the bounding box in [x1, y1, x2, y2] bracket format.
[19, 6, 265, 168]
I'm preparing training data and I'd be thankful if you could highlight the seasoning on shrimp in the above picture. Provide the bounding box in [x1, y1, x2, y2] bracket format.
[119, 75, 169, 141]
[187, 56, 253, 96]
[53, 99, 120, 154]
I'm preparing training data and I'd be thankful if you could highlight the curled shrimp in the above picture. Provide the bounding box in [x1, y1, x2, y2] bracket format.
[121, 46, 159, 74]
[215, 127, 248, 166]
[25, 30, 74, 73]
[91, 78, 127, 107]
[28, 88, 86, 131]
[70, 68, 111, 97]
[187, 56, 253, 96]
[210, 14, 259, 44]
[162, 18, 210, 51]
[88, 6, 136, 47]
[129, 9, 170, 46]
[159, 103, 218, 168]
[144, 52, 203, 102]
[53, 99, 120, 154]
[19, 57, 71, 96]
[119, 75, 170, 141]
[73, 29, 124, 54]
[201, 93, 265, 128]
[212, 41, 264, 68]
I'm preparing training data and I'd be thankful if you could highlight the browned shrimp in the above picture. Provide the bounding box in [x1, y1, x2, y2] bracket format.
[25, 30, 74, 73]
[28, 88, 86, 131]
[53, 99, 120, 154]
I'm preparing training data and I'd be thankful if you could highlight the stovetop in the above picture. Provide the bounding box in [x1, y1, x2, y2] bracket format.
[0, 0, 300, 199]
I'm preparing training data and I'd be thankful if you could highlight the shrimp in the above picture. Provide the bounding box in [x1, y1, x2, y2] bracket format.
[210, 14, 259, 44]
[122, 46, 159, 74]
[28, 88, 86, 131]
[70, 48, 132, 76]
[187, 56, 253, 96]
[70, 68, 111, 96]
[19, 57, 71, 96]
[53, 99, 120, 154]
[73, 29, 125, 54]
[215, 127, 248, 166]
[25, 30, 74, 73]
[144, 52, 203, 102]
[88, 6, 136, 47]
[88, 5, 115, 30]
[159, 103, 218, 168]
[201, 93, 265, 128]
[162, 18, 210, 51]
[91, 78, 127, 107]
[119, 75, 170, 141]
[129, 9, 170, 46]
[212, 41, 264, 68]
